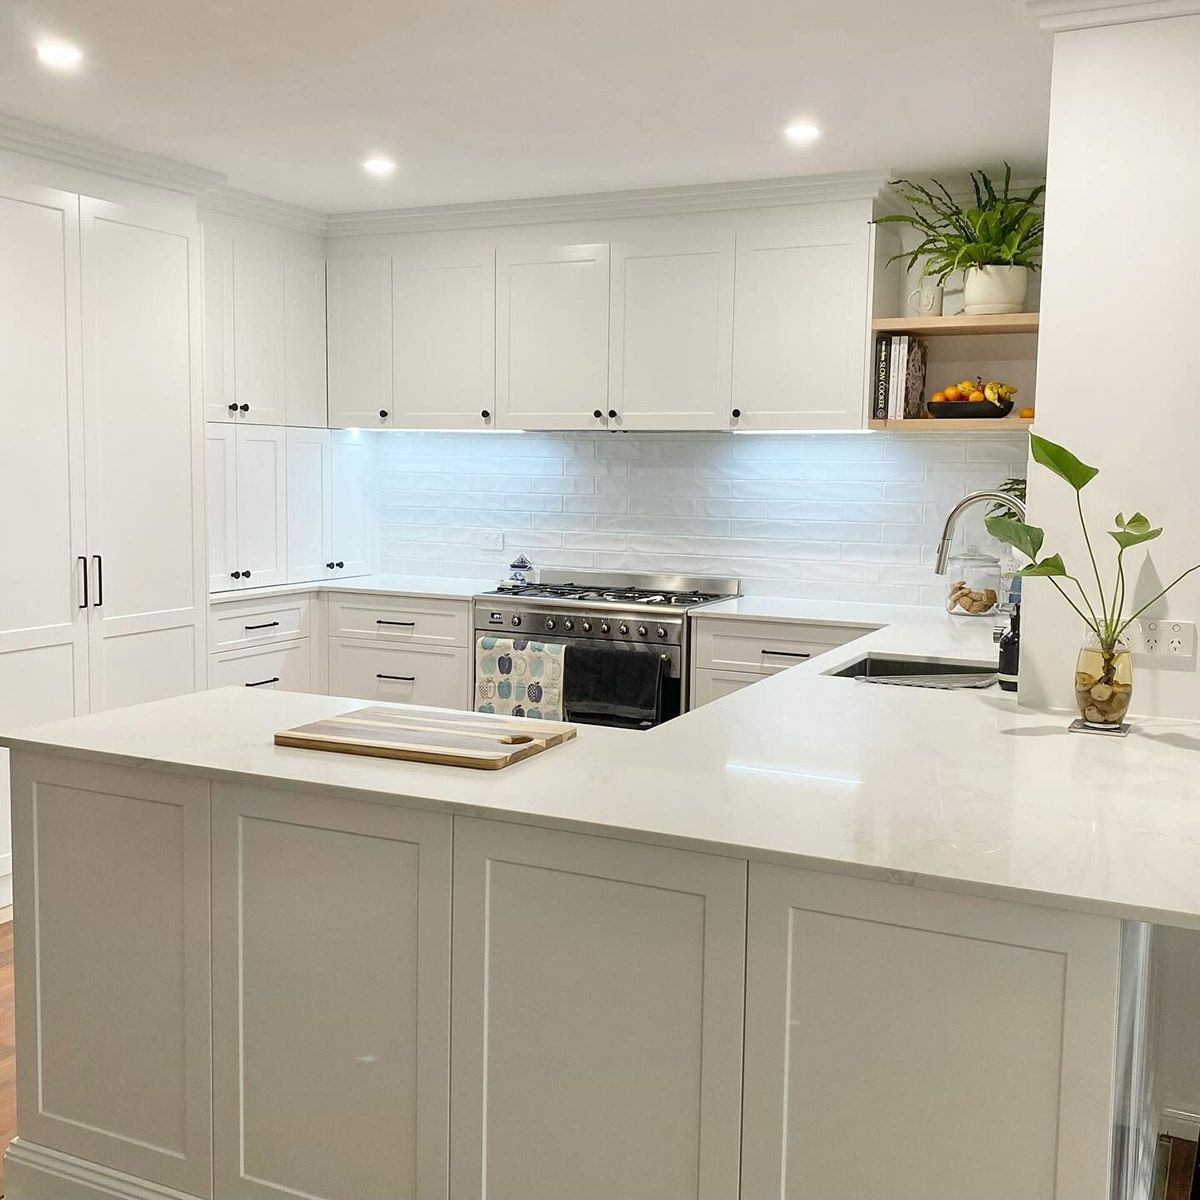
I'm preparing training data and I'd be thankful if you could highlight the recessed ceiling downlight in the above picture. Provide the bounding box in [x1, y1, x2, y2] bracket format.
[36, 40, 83, 70]
[362, 157, 397, 177]
[784, 122, 821, 145]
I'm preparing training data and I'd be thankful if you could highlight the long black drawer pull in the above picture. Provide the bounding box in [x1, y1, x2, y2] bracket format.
[761, 649, 811, 659]
[78, 555, 88, 609]
[376, 674, 416, 682]
[245, 677, 280, 687]
[92, 554, 103, 607]
[245, 621, 280, 631]
[376, 619, 416, 627]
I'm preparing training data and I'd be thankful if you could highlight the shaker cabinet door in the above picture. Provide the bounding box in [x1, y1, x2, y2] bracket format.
[327, 254, 393, 429]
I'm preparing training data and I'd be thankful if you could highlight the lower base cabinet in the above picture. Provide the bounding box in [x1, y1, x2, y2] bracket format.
[449, 818, 747, 1200]
[211, 784, 452, 1200]
[208, 637, 311, 691]
[328, 636, 469, 709]
[691, 665, 762, 707]
[740, 863, 1121, 1200]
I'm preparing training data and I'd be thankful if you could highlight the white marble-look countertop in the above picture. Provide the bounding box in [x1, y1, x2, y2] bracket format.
[6, 609, 1200, 929]
[208, 574, 495, 605]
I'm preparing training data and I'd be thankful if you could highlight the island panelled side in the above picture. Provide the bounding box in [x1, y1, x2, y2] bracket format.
[6, 753, 1124, 1200]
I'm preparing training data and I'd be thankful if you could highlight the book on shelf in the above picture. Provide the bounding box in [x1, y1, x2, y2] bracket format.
[871, 336, 891, 420]
[872, 333, 927, 422]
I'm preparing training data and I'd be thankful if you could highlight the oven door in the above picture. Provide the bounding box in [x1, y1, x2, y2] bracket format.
[471, 631, 683, 728]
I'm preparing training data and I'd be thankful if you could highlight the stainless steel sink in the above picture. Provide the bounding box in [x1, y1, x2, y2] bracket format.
[829, 655, 998, 689]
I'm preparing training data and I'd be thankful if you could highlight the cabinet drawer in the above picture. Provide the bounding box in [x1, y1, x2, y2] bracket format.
[328, 592, 469, 647]
[690, 667, 763, 709]
[692, 618, 866, 675]
[209, 639, 311, 692]
[328, 638, 469, 710]
[209, 595, 312, 651]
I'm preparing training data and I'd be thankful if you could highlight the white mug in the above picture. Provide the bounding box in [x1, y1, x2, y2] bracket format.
[908, 283, 944, 317]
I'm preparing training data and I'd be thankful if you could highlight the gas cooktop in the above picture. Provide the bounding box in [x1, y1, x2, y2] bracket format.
[481, 570, 739, 612]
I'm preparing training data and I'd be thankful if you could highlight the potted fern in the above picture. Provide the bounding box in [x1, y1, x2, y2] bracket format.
[985, 435, 1200, 729]
[877, 166, 1045, 315]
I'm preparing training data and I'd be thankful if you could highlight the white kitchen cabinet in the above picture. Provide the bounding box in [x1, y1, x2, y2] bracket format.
[285, 426, 333, 582]
[80, 196, 207, 712]
[0, 181, 89, 729]
[330, 430, 373, 577]
[208, 594, 313, 653]
[608, 234, 734, 430]
[327, 592, 469, 647]
[283, 250, 328, 427]
[203, 227, 237, 422]
[495, 242, 609, 430]
[690, 666, 762, 707]
[328, 253, 393, 429]
[731, 222, 873, 430]
[208, 639, 311, 692]
[450, 818, 746, 1200]
[393, 244, 496, 429]
[328, 638, 469, 709]
[211, 784, 451, 1200]
[741, 862, 1121, 1200]
[205, 423, 239, 592]
[232, 239, 287, 425]
[10, 755, 212, 1195]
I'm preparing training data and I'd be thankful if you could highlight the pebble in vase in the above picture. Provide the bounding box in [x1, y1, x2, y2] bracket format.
[963, 265, 1028, 315]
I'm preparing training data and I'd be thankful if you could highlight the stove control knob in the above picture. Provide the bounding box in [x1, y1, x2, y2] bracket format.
[545, 617, 556, 631]
[511, 615, 522, 627]
[599, 621, 610, 634]
[562, 618, 574, 631]
[581, 620, 592, 632]
[636, 625, 647, 637]
[656, 626, 667, 639]
[618, 622, 629, 636]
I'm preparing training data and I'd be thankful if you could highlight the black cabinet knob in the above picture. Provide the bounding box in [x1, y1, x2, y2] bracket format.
[608, 409, 617, 419]
[481, 409, 491, 420]
[593, 410, 603, 419]
[326, 561, 335, 569]
[243, 570, 252, 579]
[238, 403, 249, 413]
[335, 561, 344, 569]
[227, 403, 237, 413]
[379, 409, 389, 419]
[230, 570, 241, 579]
[731, 408, 741, 419]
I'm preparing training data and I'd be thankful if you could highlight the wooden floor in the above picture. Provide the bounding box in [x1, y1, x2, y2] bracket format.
[0, 921, 13, 1196]
[1157, 1134, 1199, 1200]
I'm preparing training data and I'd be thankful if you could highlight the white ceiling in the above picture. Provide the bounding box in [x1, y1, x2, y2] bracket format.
[0, 0, 1054, 213]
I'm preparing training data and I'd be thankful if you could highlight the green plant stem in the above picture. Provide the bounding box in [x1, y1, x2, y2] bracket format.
[1115, 564, 1200, 640]
[1076, 492, 1108, 628]
[1110, 549, 1128, 642]
[1064, 573, 1103, 636]
[1049, 578, 1099, 636]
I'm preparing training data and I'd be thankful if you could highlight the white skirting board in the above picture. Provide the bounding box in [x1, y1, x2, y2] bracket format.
[3, 1138, 200, 1200]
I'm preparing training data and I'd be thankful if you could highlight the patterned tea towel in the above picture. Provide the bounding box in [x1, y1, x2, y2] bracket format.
[475, 637, 565, 720]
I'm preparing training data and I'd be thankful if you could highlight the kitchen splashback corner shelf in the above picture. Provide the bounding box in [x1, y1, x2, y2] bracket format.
[871, 312, 1040, 337]
[868, 416, 1034, 432]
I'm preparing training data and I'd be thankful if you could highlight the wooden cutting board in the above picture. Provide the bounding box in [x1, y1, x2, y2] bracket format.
[274, 705, 577, 770]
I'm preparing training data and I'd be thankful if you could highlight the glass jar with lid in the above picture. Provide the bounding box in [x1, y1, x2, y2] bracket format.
[945, 547, 1001, 616]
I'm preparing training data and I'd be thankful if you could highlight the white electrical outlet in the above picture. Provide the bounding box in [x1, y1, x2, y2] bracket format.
[1129, 618, 1197, 666]
[480, 531, 504, 551]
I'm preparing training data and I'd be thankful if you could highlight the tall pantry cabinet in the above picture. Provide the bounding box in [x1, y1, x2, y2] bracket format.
[0, 178, 206, 730]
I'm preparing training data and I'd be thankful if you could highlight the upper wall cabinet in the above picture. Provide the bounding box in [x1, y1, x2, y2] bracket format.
[730, 222, 873, 431]
[392, 245, 496, 430]
[202, 227, 327, 427]
[608, 235, 734, 431]
[327, 254, 393, 430]
[496, 243, 610, 431]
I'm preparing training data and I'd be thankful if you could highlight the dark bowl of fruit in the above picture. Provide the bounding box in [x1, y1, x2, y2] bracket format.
[927, 379, 1017, 419]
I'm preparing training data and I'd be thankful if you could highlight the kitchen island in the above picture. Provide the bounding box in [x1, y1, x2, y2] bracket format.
[4, 610, 1199, 1200]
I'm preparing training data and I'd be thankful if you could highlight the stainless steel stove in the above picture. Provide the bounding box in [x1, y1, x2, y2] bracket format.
[472, 569, 740, 726]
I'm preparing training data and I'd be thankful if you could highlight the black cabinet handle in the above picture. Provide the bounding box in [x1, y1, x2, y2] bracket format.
[92, 554, 103, 607]
[326, 561, 336, 569]
[481, 409, 491, 420]
[376, 619, 416, 627]
[335, 561, 344, 569]
[731, 408, 741, 419]
[376, 674, 415, 682]
[78, 555, 88, 609]
[379, 409, 389, 419]
[607, 409, 617, 419]
[243, 570, 252, 579]
[245, 677, 279, 688]
[227, 403, 238, 413]
[761, 649, 810, 659]
[593, 410, 603, 420]
[245, 621, 279, 631]
[230, 570, 240, 579]
[238, 403, 249, 413]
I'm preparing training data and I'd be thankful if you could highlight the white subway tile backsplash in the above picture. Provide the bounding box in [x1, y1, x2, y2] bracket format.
[376, 430, 1028, 606]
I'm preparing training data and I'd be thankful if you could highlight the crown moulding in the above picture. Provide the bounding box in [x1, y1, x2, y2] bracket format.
[1023, 0, 1200, 30]
[0, 113, 225, 195]
[199, 185, 326, 236]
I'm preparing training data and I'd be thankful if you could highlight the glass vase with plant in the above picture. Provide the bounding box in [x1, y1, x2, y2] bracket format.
[876, 166, 1045, 314]
[984, 435, 1200, 728]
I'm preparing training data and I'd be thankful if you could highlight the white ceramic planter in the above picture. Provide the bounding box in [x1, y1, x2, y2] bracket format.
[963, 265, 1029, 315]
